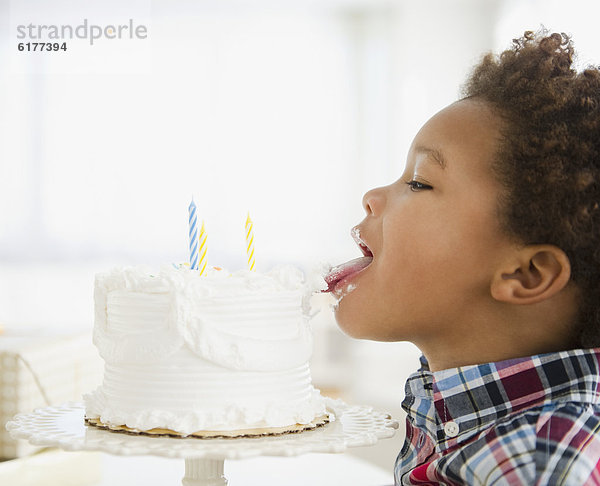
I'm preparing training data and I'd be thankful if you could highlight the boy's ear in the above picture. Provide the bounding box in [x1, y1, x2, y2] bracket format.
[491, 245, 571, 305]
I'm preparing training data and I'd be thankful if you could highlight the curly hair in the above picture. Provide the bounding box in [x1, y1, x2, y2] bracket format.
[461, 30, 600, 347]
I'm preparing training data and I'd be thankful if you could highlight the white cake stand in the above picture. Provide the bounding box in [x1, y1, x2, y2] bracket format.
[6, 398, 398, 486]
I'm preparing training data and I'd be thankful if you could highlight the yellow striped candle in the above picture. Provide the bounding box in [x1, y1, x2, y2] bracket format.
[198, 220, 207, 276]
[245, 212, 256, 271]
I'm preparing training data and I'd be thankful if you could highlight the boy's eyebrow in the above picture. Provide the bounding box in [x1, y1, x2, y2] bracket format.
[414, 145, 447, 169]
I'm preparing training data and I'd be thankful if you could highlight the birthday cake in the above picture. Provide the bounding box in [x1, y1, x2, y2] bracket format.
[84, 265, 329, 437]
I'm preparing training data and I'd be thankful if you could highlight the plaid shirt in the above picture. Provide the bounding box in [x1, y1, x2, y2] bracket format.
[395, 348, 600, 485]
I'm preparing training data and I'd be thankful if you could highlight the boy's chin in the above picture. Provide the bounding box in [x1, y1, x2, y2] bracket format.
[334, 302, 406, 342]
[335, 319, 369, 340]
[333, 302, 360, 335]
[333, 302, 377, 340]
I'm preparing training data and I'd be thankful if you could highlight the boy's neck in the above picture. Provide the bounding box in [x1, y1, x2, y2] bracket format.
[417, 289, 579, 372]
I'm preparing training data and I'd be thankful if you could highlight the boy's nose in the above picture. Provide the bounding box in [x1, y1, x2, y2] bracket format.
[362, 186, 386, 216]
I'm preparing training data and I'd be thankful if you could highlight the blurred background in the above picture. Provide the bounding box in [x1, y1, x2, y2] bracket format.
[2, 0, 600, 482]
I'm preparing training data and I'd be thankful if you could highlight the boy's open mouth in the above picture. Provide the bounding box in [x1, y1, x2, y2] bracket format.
[323, 227, 373, 293]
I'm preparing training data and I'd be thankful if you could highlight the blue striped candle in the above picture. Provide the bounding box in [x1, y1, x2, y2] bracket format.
[188, 199, 199, 270]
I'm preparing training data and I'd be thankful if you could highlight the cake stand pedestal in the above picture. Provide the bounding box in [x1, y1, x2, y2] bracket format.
[6, 398, 398, 486]
[183, 458, 226, 486]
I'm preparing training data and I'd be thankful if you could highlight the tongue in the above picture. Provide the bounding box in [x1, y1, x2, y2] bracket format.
[323, 256, 373, 293]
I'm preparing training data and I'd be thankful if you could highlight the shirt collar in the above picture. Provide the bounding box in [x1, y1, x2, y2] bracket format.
[402, 348, 600, 449]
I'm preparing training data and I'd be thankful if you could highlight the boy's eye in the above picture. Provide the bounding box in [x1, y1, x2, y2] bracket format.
[405, 180, 433, 192]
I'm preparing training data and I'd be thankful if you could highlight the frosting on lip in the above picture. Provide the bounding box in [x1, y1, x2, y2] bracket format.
[351, 226, 374, 258]
[322, 226, 374, 293]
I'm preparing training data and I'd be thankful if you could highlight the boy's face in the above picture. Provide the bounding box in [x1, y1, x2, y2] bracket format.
[333, 99, 516, 344]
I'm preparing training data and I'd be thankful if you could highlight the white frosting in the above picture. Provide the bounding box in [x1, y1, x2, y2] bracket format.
[85, 264, 327, 434]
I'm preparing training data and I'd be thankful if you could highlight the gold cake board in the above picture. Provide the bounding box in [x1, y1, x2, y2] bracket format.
[84, 413, 331, 439]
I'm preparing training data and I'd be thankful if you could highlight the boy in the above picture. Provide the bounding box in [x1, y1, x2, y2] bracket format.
[325, 31, 600, 485]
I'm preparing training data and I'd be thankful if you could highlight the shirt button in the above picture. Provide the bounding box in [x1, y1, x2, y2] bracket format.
[444, 421, 459, 437]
